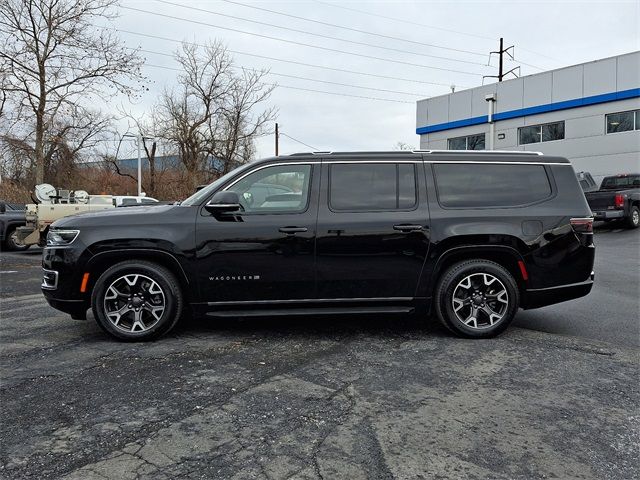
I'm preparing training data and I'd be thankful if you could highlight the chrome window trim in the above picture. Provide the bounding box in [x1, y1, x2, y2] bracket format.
[220, 159, 571, 194]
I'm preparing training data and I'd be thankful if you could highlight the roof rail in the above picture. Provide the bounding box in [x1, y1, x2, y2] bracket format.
[288, 151, 333, 156]
[415, 149, 543, 156]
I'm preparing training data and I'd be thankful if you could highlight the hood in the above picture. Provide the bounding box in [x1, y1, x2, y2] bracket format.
[52, 204, 179, 228]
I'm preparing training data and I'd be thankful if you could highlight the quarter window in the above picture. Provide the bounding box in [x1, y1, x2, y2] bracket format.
[226, 164, 312, 213]
[606, 110, 639, 134]
[447, 133, 485, 150]
[434, 163, 552, 208]
[329, 163, 417, 211]
[518, 121, 564, 145]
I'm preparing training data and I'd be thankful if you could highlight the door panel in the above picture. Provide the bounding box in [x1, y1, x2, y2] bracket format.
[195, 163, 319, 303]
[315, 160, 431, 299]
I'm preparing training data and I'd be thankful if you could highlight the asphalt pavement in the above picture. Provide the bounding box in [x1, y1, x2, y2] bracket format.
[0, 228, 638, 479]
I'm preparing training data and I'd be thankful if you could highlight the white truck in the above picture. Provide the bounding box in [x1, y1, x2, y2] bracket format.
[16, 184, 115, 247]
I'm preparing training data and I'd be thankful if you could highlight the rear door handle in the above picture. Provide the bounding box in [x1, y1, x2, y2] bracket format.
[393, 224, 424, 232]
[279, 226, 308, 234]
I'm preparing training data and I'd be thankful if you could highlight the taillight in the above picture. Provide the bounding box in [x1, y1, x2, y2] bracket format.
[614, 194, 625, 209]
[570, 217, 593, 233]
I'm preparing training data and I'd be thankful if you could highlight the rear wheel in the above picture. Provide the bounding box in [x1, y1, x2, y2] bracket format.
[626, 206, 639, 229]
[91, 261, 183, 341]
[435, 259, 519, 338]
[3, 226, 30, 251]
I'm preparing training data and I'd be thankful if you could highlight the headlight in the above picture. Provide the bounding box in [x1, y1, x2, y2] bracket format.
[46, 229, 80, 246]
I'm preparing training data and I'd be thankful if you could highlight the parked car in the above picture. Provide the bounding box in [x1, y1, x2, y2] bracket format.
[585, 173, 640, 228]
[0, 201, 30, 251]
[113, 195, 159, 207]
[42, 150, 595, 341]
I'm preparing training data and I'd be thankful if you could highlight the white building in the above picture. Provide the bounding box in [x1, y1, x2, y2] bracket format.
[416, 51, 640, 182]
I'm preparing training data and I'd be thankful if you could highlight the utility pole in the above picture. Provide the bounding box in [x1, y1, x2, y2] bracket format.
[483, 38, 519, 83]
[136, 134, 142, 196]
[123, 132, 154, 196]
[275, 122, 279, 156]
[498, 37, 504, 81]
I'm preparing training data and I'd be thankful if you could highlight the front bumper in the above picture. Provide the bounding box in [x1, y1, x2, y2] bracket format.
[43, 296, 88, 320]
[42, 244, 91, 319]
[592, 210, 624, 220]
[522, 271, 595, 309]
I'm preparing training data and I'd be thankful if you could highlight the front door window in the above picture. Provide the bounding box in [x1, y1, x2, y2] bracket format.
[226, 164, 312, 214]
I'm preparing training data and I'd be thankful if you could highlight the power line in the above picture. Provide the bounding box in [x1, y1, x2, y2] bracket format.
[311, 0, 495, 42]
[517, 46, 562, 63]
[121, 6, 484, 77]
[280, 132, 318, 151]
[139, 48, 430, 97]
[152, 0, 487, 67]
[144, 63, 414, 104]
[218, 0, 491, 58]
[312, 0, 558, 68]
[112, 28, 469, 88]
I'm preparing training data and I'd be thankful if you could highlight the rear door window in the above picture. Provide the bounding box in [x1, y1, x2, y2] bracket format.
[329, 163, 417, 211]
[434, 163, 552, 208]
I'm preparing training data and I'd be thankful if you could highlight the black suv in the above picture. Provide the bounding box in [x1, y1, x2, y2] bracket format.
[42, 151, 595, 340]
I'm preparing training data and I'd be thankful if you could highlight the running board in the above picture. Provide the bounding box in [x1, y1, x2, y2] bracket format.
[206, 306, 415, 317]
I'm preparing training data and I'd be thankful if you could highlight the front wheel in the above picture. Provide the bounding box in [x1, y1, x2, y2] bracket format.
[434, 259, 520, 338]
[91, 261, 183, 341]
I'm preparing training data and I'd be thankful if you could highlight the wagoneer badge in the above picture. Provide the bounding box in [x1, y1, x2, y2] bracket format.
[209, 275, 261, 281]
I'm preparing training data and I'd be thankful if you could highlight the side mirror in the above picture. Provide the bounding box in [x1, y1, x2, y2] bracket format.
[204, 191, 242, 214]
[0, 202, 5, 214]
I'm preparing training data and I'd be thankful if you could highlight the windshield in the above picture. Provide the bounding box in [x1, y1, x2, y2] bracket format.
[181, 162, 256, 206]
[600, 175, 640, 190]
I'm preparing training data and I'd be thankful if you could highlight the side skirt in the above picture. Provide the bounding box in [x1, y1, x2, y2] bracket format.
[206, 306, 415, 318]
[190, 297, 428, 318]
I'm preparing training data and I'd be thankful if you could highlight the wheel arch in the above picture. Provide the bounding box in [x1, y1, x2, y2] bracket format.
[430, 244, 528, 298]
[85, 249, 191, 302]
[1, 220, 26, 240]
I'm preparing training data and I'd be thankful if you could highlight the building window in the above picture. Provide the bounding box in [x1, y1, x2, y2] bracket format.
[447, 133, 485, 150]
[606, 110, 639, 134]
[518, 121, 565, 145]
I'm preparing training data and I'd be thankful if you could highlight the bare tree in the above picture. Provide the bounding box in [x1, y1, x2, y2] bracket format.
[394, 141, 415, 151]
[156, 41, 276, 189]
[0, 0, 144, 184]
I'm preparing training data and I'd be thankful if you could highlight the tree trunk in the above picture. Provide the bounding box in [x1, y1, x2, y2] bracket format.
[34, 112, 45, 185]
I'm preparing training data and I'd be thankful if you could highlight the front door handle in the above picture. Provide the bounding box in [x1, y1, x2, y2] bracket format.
[279, 226, 308, 235]
[393, 224, 424, 233]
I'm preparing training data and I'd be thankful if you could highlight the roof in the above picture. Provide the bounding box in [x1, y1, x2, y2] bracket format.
[257, 150, 571, 164]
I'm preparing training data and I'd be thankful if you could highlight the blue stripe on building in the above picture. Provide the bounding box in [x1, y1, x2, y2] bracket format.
[416, 87, 640, 135]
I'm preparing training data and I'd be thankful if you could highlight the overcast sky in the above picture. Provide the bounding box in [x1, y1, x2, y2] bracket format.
[109, 0, 639, 159]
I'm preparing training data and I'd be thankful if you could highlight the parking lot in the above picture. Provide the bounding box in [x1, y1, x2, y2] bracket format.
[0, 225, 638, 480]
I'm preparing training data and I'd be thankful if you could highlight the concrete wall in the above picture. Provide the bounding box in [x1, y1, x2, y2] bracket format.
[416, 52, 640, 182]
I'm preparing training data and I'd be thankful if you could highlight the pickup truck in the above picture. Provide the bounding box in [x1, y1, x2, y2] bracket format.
[0, 202, 30, 251]
[585, 174, 640, 228]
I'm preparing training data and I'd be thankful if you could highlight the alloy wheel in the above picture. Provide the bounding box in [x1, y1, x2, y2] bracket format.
[103, 274, 166, 333]
[451, 273, 509, 329]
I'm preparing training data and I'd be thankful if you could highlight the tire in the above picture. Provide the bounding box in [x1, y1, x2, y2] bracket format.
[434, 259, 520, 339]
[91, 261, 183, 341]
[626, 206, 639, 229]
[3, 226, 30, 251]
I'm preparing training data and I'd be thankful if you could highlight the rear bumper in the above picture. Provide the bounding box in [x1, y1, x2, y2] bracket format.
[592, 210, 624, 220]
[522, 272, 594, 309]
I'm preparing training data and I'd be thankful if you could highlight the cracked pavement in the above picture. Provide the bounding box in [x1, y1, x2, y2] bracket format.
[0, 228, 639, 479]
